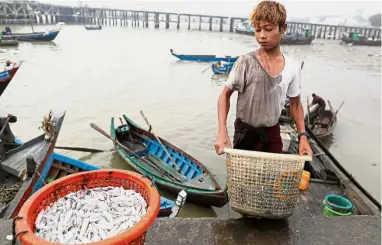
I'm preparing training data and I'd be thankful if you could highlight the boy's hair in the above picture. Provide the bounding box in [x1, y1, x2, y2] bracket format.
[250, 1, 287, 29]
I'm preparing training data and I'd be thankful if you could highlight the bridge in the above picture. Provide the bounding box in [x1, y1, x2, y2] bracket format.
[0, 1, 380, 40]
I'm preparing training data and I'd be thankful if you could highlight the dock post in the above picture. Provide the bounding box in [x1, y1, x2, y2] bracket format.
[166, 13, 169, 29]
[333, 26, 337, 39]
[177, 14, 180, 29]
[145, 12, 149, 28]
[155, 13, 159, 28]
[137, 12, 140, 27]
[199, 16, 202, 30]
[209, 17, 212, 31]
[229, 18, 234, 32]
[188, 15, 191, 30]
[219, 18, 223, 32]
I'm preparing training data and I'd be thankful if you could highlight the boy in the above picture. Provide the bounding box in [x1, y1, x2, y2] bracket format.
[214, 0, 312, 156]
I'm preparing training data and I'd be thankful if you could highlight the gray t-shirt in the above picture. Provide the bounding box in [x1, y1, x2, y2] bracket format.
[225, 51, 302, 128]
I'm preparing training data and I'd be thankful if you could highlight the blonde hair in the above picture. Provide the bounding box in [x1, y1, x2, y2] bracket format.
[250, 0, 287, 29]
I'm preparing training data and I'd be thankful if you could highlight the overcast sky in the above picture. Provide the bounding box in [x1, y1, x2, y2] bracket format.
[38, 0, 381, 19]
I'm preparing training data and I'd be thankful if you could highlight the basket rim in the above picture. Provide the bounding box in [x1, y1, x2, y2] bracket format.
[15, 169, 160, 245]
[224, 148, 312, 162]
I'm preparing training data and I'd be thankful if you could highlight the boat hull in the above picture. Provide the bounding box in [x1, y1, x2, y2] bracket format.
[170, 50, 238, 63]
[3, 30, 60, 41]
[0, 40, 19, 47]
[1, 111, 66, 219]
[0, 64, 21, 97]
[111, 115, 227, 207]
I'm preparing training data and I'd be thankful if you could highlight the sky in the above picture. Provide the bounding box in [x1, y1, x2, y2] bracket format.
[36, 0, 382, 19]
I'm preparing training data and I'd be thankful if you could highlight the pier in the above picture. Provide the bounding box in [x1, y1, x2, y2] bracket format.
[0, 1, 381, 40]
[1, 216, 380, 245]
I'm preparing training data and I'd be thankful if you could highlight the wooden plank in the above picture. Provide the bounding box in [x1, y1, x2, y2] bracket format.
[46, 162, 61, 183]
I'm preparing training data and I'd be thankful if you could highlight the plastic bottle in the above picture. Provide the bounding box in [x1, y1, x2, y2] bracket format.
[299, 170, 311, 191]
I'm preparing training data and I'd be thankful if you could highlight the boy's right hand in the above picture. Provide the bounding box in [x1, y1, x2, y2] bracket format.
[214, 132, 232, 155]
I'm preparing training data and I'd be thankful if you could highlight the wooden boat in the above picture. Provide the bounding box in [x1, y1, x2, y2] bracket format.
[278, 120, 380, 218]
[234, 20, 255, 35]
[305, 100, 344, 139]
[341, 32, 381, 46]
[0, 111, 66, 218]
[85, 25, 102, 30]
[0, 39, 19, 47]
[2, 26, 60, 41]
[211, 61, 234, 74]
[0, 61, 22, 97]
[281, 28, 315, 45]
[170, 49, 238, 63]
[110, 114, 226, 207]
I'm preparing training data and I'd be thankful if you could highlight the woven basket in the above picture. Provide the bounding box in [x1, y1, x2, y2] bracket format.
[225, 148, 311, 219]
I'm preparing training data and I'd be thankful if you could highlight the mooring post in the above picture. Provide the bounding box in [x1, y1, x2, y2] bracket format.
[199, 16, 202, 30]
[219, 18, 223, 32]
[188, 15, 191, 30]
[177, 14, 180, 29]
[229, 18, 234, 32]
[166, 13, 169, 29]
[209, 17, 212, 31]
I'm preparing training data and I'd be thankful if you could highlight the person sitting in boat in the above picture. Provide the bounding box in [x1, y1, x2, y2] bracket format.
[309, 93, 326, 117]
[5, 60, 16, 71]
[214, 1, 312, 157]
[214, 61, 222, 68]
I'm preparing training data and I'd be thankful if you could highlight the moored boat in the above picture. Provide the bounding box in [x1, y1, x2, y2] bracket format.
[0, 39, 19, 47]
[281, 28, 315, 45]
[0, 111, 66, 218]
[1, 26, 60, 42]
[85, 25, 102, 30]
[341, 32, 381, 46]
[234, 20, 255, 35]
[110, 114, 227, 207]
[0, 61, 22, 97]
[211, 61, 235, 74]
[279, 119, 380, 217]
[170, 49, 238, 63]
[305, 100, 344, 139]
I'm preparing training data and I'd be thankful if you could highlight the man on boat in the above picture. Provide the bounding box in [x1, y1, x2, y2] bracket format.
[5, 60, 16, 71]
[214, 0, 312, 156]
[309, 93, 326, 118]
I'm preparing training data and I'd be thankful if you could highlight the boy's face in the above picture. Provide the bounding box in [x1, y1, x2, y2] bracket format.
[254, 22, 287, 50]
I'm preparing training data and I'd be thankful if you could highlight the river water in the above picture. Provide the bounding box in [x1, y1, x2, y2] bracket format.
[0, 24, 380, 216]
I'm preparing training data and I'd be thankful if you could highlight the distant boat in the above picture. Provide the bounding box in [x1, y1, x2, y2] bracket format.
[234, 20, 255, 35]
[85, 25, 102, 30]
[170, 49, 238, 62]
[1, 26, 60, 41]
[341, 32, 381, 46]
[211, 61, 235, 74]
[0, 61, 22, 97]
[0, 38, 19, 47]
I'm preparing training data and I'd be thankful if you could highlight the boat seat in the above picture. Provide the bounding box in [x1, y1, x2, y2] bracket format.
[120, 141, 146, 155]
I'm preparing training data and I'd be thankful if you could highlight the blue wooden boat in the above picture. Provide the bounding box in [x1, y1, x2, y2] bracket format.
[211, 61, 235, 74]
[0, 61, 22, 97]
[111, 114, 227, 207]
[170, 49, 238, 62]
[2, 26, 60, 41]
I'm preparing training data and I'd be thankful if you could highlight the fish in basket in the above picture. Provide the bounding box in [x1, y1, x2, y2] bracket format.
[15, 169, 160, 245]
[224, 148, 311, 219]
